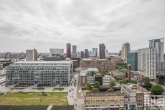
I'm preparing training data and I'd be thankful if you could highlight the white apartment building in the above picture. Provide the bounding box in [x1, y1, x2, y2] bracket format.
[102, 75, 110, 86]
[49, 48, 64, 56]
[86, 68, 98, 84]
[5, 61, 73, 85]
[138, 48, 156, 79]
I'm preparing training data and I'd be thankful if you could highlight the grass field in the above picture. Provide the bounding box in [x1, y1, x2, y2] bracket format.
[82, 89, 92, 96]
[0, 92, 68, 105]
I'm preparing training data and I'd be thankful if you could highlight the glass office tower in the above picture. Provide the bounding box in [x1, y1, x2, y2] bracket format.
[127, 50, 138, 71]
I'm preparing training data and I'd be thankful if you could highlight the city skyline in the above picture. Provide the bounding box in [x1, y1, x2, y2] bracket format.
[0, 0, 165, 52]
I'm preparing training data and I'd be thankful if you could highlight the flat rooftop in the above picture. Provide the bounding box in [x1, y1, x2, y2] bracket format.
[86, 92, 123, 97]
[86, 68, 98, 72]
[123, 84, 150, 93]
[111, 70, 123, 75]
[14, 61, 72, 64]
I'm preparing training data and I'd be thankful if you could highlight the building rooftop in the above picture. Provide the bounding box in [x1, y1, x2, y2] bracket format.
[86, 92, 123, 97]
[14, 61, 72, 64]
[86, 68, 98, 72]
[123, 84, 150, 93]
[111, 70, 123, 75]
[128, 50, 138, 53]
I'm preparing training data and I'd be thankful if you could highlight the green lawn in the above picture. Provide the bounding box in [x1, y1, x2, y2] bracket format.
[0, 92, 68, 105]
[82, 89, 92, 96]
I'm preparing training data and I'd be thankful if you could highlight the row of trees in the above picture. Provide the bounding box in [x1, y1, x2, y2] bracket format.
[87, 81, 116, 92]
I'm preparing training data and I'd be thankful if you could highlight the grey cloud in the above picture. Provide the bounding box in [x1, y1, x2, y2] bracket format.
[0, 0, 165, 52]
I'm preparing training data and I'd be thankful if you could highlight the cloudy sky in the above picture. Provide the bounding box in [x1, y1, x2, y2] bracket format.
[0, 0, 165, 53]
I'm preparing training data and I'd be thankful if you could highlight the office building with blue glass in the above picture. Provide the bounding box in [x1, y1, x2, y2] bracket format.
[127, 50, 138, 71]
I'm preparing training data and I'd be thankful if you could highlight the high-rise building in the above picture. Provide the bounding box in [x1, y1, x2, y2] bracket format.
[66, 43, 71, 58]
[84, 49, 88, 58]
[149, 38, 164, 74]
[49, 48, 64, 57]
[105, 49, 109, 58]
[33, 48, 38, 61]
[92, 48, 98, 57]
[26, 50, 33, 61]
[127, 50, 138, 71]
[138, 48, 156, 79]
[81, 51, 85, 58]
[99, 44, 105, 59]
[121, 42, 130, 61]
[72, 45, 77, 58]
[77, 51, 81, 58]
[26, 48, 38, 61]
[89, 51, 92, 56]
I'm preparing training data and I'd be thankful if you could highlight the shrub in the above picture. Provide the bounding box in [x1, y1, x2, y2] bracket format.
[130, 80, 137, 84]
[107, 88, 114, 92]
[120, 80, 127, 84]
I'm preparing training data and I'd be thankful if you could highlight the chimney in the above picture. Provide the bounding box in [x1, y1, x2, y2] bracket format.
[128, 64, 131, 82]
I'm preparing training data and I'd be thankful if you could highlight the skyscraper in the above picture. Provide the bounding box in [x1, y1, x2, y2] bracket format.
[26, 48, 38, 61]
[84, 49, 88, 58]
[92, 48, 98, 57]
[72, 45, 77, 58]
[99, 44, 105, 59]
[49, 48, 64, 57]
[127, 50, 138, 71]
[66, 43, 71, 58]
[33, 48, 38, 61]
[149, 38, 164, 74]
[81, 51, 85, 58]
[26, 50, 33, 61]
[105, 49, 109, 58]
[138, 48, 156, 79]
[121, 42, 130, 61]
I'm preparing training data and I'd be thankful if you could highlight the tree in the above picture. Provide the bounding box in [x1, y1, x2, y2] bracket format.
[144, 77, 150, 85]
[125, 72, 128, 77]
[130, 80, 137, 84]
[92, 88, 99, 92]
[119, 80, 127, 84]
[110, 81, 116, 86]
[95, 81, 100, 88]
[115, 76, 121, 81]
[107, 88, 114, 92]
[87, 82, 92, 88]
[150, 84, 164, 95]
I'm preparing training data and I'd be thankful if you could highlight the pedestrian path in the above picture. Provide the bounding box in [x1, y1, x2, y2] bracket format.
[47, 105, 53, 110]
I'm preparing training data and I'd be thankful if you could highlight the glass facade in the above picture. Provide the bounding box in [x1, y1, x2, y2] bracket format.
[127, 51, 138, 71]
[5, 61, 72, 85]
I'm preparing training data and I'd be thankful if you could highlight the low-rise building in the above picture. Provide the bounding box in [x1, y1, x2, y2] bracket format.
[80, 68, 99, 85]
[111, 70, 125, 79]
[80, 59, 115, 71]
[110, 58, 124, 67]
[86, 68, 98, 84]
[121, 84, 151, 110]
[102, 75, 111, 86]
[95, 73, 102, 85]
[85, 92, 126, 110]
